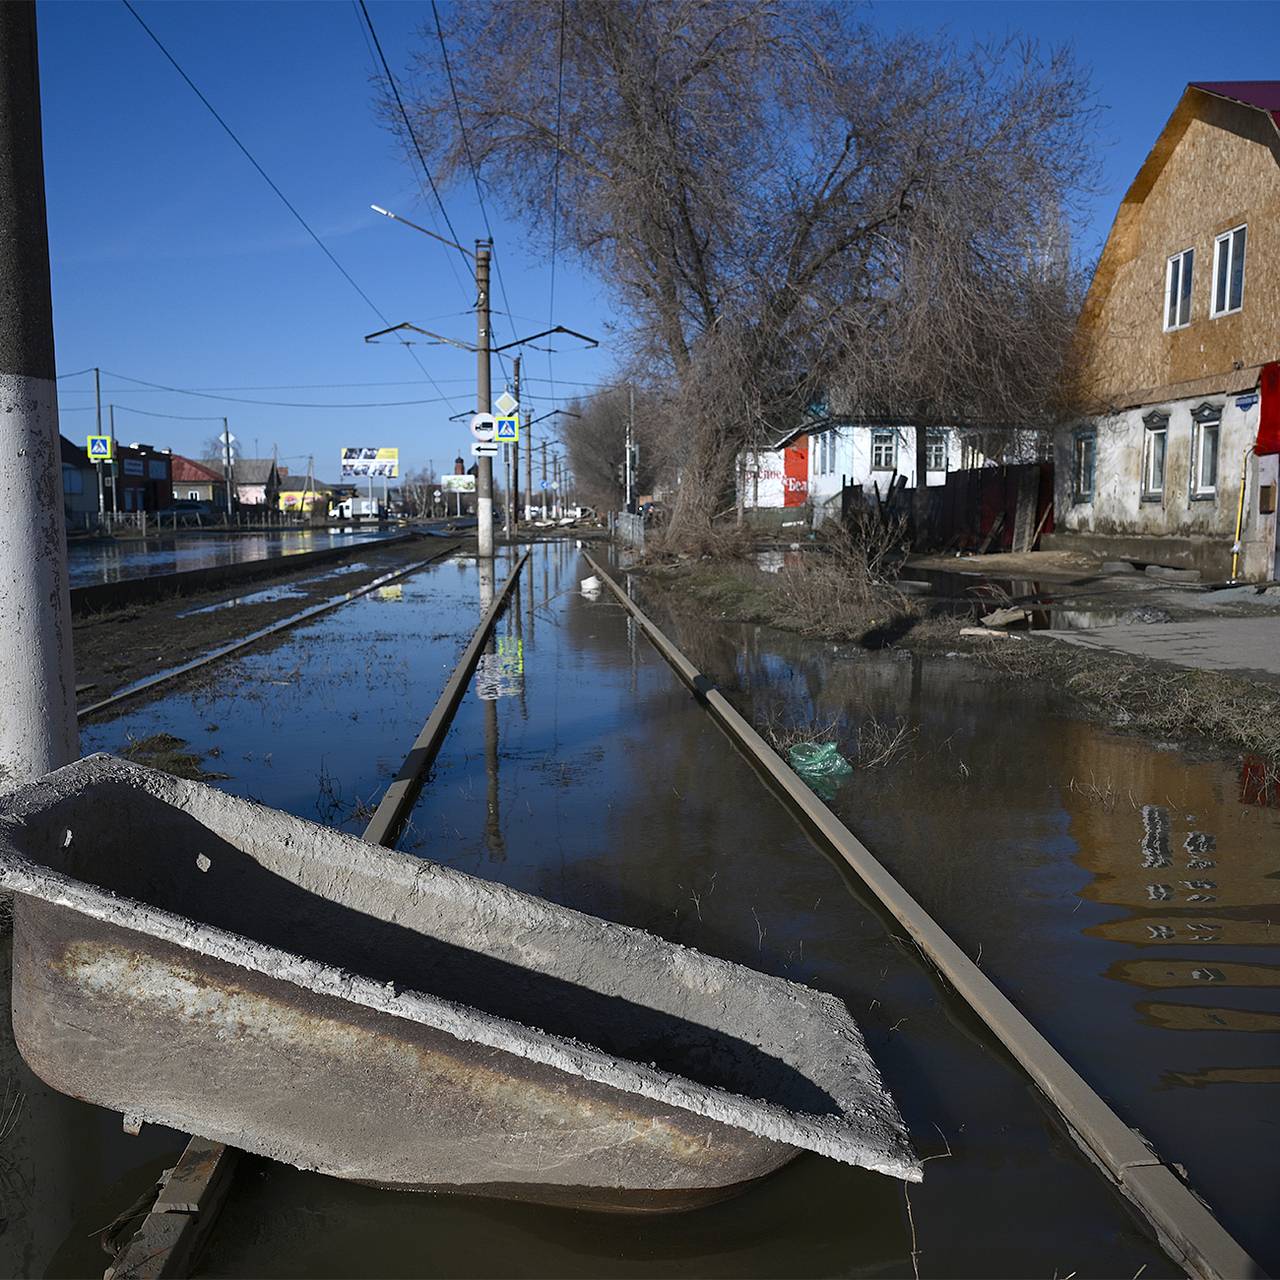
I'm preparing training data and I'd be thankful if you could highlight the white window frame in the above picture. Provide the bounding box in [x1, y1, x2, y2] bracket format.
[925, 430, 946, 472]
[1141, 413, 1168, 500]
[870, 429, 896, 471]
[1210, 224, 1246, 318]
[1164, 247, 1193, 330]
[1073, 429, 1096, 503]
[1189, 405, 1221, 500]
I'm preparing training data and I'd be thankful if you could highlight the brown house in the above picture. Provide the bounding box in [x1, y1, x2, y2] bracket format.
[1050, 82, 1280, 581]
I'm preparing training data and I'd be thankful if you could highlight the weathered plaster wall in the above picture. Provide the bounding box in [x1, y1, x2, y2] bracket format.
[1077, 96, 1280, 410]
[1054, 392, 1277, 578]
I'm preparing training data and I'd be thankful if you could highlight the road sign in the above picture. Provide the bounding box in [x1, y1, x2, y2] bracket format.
[470, 413, 496, 442]
[494, 416, 519, 443]
[86, 435, 113, 461]
[494, 390, 518, 416]
[471, 441, 498, 457]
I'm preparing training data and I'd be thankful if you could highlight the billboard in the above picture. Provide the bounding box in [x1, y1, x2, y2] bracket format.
[341, 446, 399, 478]
[441, 474, 476, 493]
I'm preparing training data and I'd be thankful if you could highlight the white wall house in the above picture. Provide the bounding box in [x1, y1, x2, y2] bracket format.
[805, 425, 970, 526]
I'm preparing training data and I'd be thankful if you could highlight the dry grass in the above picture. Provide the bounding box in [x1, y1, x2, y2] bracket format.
[856, 717, 918, 768]
[118, 733, 228, 782]
[972, 637, 1280, 771]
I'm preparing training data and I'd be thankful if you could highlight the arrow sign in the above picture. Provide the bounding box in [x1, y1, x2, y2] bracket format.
[495, 416, 519, 443]
[471, 441, 498, 457]
[86, 435, 113, 461]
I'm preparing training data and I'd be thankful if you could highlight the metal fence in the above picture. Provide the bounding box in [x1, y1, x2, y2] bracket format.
[613, 510, 646, 550]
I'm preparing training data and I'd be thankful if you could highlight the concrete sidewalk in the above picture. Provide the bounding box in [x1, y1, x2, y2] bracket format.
[1041, 615, 1280, 685]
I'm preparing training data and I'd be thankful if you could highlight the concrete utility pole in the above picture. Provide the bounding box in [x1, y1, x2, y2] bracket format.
[524, 376, 533, 523]
[540, 439, 547, 518]
[509, 355, 521, 535]
[221, 418, 234, 520]
[625, 382, 635, 513]
[475, 240, 494, 559]
[108, 403, 118, 515]
[0, 0, 78, 791]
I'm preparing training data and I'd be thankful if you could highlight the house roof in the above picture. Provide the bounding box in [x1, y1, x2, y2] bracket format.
[231, 458, 280, 485]
[172, 455, 224, 484]
[59, 435, 90, 467]
[1191, 81, 1280, 131]
[279, 475, 334, 492]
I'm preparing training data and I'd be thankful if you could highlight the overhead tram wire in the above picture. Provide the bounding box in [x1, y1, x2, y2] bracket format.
[353, 0, 471, 307]
[429, 0, 519, 384]
[119, 0, 461, 415]
[546, 0, 568, 410]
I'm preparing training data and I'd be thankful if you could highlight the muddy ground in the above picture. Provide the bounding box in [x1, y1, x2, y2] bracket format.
[73, 536, 462, 710]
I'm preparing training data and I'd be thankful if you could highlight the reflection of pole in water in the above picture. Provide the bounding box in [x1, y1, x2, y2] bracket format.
[483, 689, 504, 861]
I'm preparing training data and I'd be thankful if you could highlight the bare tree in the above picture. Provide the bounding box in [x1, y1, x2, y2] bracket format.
[395, 2, 1096, 546]
[558, 385, 665, 511]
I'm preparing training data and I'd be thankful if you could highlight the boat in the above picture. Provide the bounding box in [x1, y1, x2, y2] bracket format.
[0, 754, 920, 1210]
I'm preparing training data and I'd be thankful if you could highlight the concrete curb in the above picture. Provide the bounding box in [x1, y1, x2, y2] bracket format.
[584, 551, 1264, 1280]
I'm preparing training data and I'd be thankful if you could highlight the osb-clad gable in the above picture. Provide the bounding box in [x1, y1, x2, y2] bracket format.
[1076, 88, 1280, 411]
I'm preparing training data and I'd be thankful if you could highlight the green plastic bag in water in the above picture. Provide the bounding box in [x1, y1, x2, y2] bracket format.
[787, 742, 853, 802]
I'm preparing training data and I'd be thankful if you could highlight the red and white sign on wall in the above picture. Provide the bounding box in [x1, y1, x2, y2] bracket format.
[783, 435, 809, 506]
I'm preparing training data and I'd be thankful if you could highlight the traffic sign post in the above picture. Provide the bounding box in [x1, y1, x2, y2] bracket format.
[470, 413, 496, 442]
[471, 441, 498, 457]
[494, 390, 518, 417]
[494, 416, 519, 443]
[86, 435, 112, 461]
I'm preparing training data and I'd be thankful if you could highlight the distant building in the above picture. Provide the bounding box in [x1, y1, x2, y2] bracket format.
[60, 436, 98, 529]
[277, 475, 334, 515]
[171, 455, 227, 507]
[231, 458, 281, 508]
[1050, 81, 1280, 581]
[112, 442, 172, 513]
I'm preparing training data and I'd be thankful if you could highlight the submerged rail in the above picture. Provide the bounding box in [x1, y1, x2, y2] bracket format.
[79, 542, 461, 721]
[363, 551, 529, 847]
[582, 551, 1262, 1280]
[104, 550, 527, 1280]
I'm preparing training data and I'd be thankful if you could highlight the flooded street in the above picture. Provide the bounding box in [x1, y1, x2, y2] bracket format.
[66, 527, 401, 587]
[7, 539, 1274, 1275]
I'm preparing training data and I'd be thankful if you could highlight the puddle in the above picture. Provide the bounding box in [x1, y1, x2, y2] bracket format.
[67, 529, 398, 587]
[178, 584, 310, 616]
[11, 539, 1271, 1275]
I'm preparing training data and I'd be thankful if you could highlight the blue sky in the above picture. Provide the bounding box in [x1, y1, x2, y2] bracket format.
[40, 1, 1280, 481]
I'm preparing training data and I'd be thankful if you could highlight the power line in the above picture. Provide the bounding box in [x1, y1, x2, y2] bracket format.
[97, 368, 455, 407]
[119, 0, 460, 413]
[429, 0, 518, 375]
[354, 0, 471, 294]
[546, 0, 568, 408]
[109, 404, 228, 422]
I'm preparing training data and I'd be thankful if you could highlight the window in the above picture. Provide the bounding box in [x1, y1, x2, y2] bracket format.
[1190, 404, 1221, 499]
[62, 464, 83, 496]
[871, 429, 896, 470]
[925, 430, 946, 472]
[1211, 224, 1246, 316]
[1142, 412, 1168, 499]
[1073, 430, 1096, 502]
[1164, 248, 1193, 329]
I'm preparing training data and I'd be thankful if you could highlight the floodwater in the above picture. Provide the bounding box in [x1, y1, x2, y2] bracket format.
[66, 527, 399, 587]
[5, 538, 1272, 1276]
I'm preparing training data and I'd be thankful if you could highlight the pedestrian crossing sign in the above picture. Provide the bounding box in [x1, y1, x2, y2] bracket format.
[495, 416, 519, 443]
[86, 435, 113, 461]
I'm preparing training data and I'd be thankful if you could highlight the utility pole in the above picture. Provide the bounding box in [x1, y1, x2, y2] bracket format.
[509, 354, 521, 535]
[0, 0, 78, 790]
[92, 367, 104, 522]
[524, 378, 533, 524]
[475, 240, 494, 559]
[540, 439, 547, 518]
[626, 382, 635, 513]
[221, 417, 233, 521]
[108, 404, 118, 515]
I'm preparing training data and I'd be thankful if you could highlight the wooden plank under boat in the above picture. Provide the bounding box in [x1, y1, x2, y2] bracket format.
[0, 755, 920, 1210]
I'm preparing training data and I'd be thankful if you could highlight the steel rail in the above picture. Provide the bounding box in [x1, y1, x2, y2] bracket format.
[78, 543, 462, 721]
[362, 551, 528, 847]
[105, 549, 528, 1279]
[582, 551, 1262, 1280]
